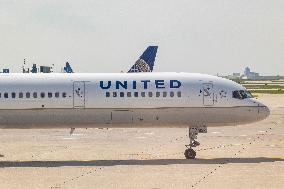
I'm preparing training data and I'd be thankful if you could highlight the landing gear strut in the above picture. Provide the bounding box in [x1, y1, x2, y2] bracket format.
[184, 127, 207, 159]
[70, 128, 75, 135]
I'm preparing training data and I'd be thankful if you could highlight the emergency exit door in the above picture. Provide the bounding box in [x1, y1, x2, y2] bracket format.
[203, 83, 214, 106]
[73, 81, 85, 108]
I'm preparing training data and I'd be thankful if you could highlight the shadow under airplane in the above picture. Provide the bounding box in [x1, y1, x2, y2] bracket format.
[0, 157, 283, 168]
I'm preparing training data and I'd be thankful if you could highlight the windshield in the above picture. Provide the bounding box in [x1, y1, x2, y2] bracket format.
[233, 90, 253, 100]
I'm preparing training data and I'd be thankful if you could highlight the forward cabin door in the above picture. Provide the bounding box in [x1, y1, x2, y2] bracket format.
[73, 81, 86, 108]
[203, 83, 214, 106]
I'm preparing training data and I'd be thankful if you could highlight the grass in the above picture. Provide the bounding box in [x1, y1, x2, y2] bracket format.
[243, 81, 284, 94]
[271, 80, 284, 83]
[249, 89, 284, 94]
[244, 82, 284, 94]
[243, 85, 284, 89]
[228, 78, 284, 94]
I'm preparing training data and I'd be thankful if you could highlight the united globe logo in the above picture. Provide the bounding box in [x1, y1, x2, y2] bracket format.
[130, 59, 151, 72]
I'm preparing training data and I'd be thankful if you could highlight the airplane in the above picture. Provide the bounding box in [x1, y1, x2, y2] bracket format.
[128, 46, 158, 73]
[63, 62, 74, 73]
[63, 46, 158, 74]
[0, 72, 270, 159]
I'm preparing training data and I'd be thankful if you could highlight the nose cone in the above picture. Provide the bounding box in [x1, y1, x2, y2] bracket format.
[249, 98, 270, 121]
[258, 105, 270, 120]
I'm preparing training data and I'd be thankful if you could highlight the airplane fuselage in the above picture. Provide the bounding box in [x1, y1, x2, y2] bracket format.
[0, 73, 270, 129]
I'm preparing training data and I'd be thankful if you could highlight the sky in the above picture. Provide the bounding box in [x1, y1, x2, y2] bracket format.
[0, 0, 283, 75]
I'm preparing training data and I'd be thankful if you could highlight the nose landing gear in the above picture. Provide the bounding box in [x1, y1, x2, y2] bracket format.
[184, 127, 207, 159]
[184, 148, 196, 159]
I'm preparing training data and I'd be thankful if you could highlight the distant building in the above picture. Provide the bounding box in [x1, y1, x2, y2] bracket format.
[23, 63, 53, 73]
[244, 67, 251, 76]
[40, 66, 52, 73]
[242, 67, 260, 80]
[242, 67, 280, 80]
[233, 73, 240, 77]
[223, 67, 281, 81]
[255, 75, 281, 80]
[3, 69, 9, 73]
[0, 69, 10, 73]
[225, 73, 241, 80]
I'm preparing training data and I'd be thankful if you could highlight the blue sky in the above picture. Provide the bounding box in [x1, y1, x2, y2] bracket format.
[0, 0, 283, 75]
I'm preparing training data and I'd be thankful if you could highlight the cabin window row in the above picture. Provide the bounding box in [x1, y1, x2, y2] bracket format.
[0, 92, 67, 99]
[105, 91, 182, 98]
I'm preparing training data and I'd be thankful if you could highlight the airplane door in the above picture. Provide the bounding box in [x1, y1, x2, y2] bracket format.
[73, 81, 85, 108]
[203, 83, 214, 106]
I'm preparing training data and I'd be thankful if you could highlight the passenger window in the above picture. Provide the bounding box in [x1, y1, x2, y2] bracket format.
[62, 92, 67, 98]
[113, 92, 117, 97]
[156, 92, 160, 97]
[4, 93, 8, 98]
[163, 92, 167, 97]
[170, 91, 174, 97]
[134, 92, 138, 97]
[127, 92, 131, 97]
[26, 92, 30, 98]
[148, 92, 153, 97]
[19, 92, 23, 98]
[141, 92, 146, 97]
[33, 92, 37, 98]
[48, 92, 52, 98]
[106, 92, 110, 97]
[12, 92, 16, 98]
[120, 92, 124, 97]
[41, 92, 45, 98]
[55, 92, 59, 98]
[177, 91, 182, 97]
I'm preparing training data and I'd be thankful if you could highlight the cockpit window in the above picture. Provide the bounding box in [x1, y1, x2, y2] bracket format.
[240, 90, 253, 99]
[233, 90, 253, 99]
[233, 90, 241, 99]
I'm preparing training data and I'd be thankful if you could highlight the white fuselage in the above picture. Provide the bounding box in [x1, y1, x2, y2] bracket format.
[0, 72, 270, 128]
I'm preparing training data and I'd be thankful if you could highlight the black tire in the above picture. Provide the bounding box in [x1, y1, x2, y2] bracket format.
[184, 148, 196, 159]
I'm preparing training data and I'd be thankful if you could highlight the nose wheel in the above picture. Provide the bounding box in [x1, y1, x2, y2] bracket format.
[184, 148, 196, 159]
[184, 127, 207, 159]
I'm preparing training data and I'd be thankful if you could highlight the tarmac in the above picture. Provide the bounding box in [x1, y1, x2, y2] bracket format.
[0, 94, 283, 189]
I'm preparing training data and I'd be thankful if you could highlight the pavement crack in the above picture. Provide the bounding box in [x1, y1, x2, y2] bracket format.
[191, 125, 277, 188]
[49, 161, 122, 189]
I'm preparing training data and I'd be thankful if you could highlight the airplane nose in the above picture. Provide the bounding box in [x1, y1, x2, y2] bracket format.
[258, 105, 270, 120]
